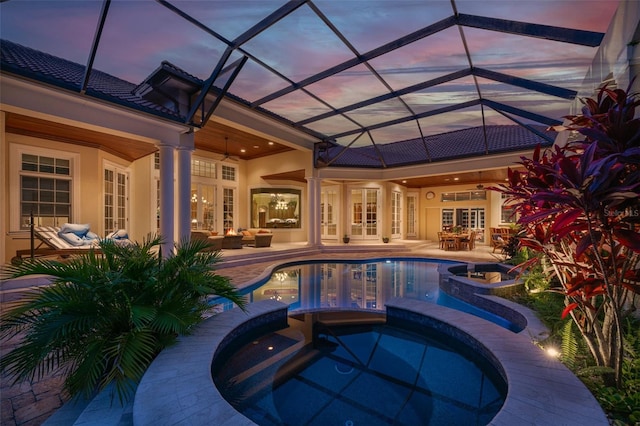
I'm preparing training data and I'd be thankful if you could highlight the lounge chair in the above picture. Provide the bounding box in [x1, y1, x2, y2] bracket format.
[13, 224, 102, 263]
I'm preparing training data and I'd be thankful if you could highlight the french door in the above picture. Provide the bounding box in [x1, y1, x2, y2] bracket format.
[442, 207, 486, 243]
[406, 193, 418, 238]
[321, 186, 338, 239]
[104, 165, 129, 234]
[191, 184, 217, 230]
[350, 188, 379, 240]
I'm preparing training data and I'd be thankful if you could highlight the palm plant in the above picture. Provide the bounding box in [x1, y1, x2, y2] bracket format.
[0, 235, 246, 404]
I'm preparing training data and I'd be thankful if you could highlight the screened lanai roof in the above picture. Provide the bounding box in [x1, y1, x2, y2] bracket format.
[0, 0, 620, 168]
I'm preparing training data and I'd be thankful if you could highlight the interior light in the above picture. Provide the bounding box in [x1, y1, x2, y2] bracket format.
[240, 148, 246, 153]
[253, 145, 259, 149]
[268, 141, 274, 145]
[402, 180, 407, 183]
[267, 346, 274, 351]
[453, 177, 459, 181]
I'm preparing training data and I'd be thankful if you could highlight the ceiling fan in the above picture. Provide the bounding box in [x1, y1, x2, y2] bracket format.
[221, 137, 239, 162]
[467, 171, 484, 190]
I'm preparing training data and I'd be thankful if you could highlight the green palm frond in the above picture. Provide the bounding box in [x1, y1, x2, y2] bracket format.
[0, 233, 244, 403]
[561, 320, 578, 369]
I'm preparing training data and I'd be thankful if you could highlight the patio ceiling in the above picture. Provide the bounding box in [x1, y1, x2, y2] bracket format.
[0, 0, 619, 169]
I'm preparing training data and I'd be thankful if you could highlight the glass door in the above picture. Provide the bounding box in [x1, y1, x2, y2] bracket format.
[191, 184, 216, 230]
[350, 188, 379, 240]
[406, 193, 417, 238]
[321, 186, 338, 239]
[104, 166, 128, 234]
[444, 207, 485, 243]
[391, 191, 402, 238]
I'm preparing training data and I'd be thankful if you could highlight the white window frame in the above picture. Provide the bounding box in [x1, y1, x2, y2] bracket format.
[9, 144, 80, 232]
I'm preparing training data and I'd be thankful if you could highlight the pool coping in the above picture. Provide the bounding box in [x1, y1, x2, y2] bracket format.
[133, 298, 608, 426]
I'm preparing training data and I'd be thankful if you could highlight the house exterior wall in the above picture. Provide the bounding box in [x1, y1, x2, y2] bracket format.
[418, 184, 507, 244]
[1, 117, 517, 265]
[244, 150, 313, 244]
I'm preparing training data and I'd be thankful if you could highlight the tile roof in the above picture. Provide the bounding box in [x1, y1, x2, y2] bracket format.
[1, 40, 183, 121]
[320, 125, 555, 168]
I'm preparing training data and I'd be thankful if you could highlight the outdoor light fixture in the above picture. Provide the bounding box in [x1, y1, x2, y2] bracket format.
[545, 347, 561, 358]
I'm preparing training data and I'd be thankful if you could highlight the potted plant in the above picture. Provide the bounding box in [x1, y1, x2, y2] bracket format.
[343, 234, 350, 243]
[382, 236, 390, 243]
[0, 235, 246, 404]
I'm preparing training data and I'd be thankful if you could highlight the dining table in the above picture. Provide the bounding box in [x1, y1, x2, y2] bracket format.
[440, 232, 471, 250]
[440, 232, 469, 251]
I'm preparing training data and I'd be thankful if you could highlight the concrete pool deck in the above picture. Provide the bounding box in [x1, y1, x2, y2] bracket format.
[133, 298, 608, 426]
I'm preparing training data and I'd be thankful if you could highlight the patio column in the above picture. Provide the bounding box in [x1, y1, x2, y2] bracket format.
[177, 132, 194, 245]
[158, 142, 175, 257]
[306, 176, 322, 247]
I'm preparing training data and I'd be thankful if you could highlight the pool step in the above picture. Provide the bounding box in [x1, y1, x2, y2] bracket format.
[227, 328, 306, 384]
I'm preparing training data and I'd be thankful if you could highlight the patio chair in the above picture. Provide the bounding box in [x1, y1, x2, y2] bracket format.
[458, 231, 476, 251]
[490, 233, 507, 253]
[13, 224, 102, 263]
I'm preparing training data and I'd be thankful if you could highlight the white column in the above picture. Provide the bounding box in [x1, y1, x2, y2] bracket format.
[306, 176, 322, 246]
[158, 143, 175, 257]
[0, 111, 6, 264]
[177, 132, 194, 245]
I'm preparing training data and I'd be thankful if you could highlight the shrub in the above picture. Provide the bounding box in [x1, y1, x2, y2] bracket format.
[0, 235, 246, 403]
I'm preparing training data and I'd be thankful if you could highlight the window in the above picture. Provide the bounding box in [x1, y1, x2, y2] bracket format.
[501, 193, 517, 223]
[192, 158, 215, 178]
[250, 188, 301, 228]
[441, 190, 486, 202]
[223, 187, 235, 231]
[442, 209, 454, 228]
[18, 152, 73, 229]
[221, 165, 235, 181]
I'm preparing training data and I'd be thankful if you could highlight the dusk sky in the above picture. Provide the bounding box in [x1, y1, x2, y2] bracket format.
[0, 0, 621, 146]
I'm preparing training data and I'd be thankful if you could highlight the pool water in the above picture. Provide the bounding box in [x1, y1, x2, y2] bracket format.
[224, 259, 520, 331]
[214, 319, 506, 426]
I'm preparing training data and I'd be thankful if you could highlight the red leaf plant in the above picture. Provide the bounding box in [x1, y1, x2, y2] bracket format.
[491, 82, 640, 388]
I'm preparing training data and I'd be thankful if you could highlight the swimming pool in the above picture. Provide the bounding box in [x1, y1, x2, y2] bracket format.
[213, 312, 506, 426]
[216, 258, 521, 332]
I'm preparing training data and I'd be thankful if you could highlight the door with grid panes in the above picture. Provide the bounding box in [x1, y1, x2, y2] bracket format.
[406, 193, 417, 238]
[321, 186, 338, 239]
[104, 165, 128, 234]
[391, 191, 402, 239]
[350, 188, 379, 240]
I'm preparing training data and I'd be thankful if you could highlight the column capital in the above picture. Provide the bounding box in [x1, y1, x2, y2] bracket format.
[178, 131, 195, 151]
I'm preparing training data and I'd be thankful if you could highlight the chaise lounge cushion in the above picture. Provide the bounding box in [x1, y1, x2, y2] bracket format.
[105, 229, 133, 246]
[58, 223, 100, 246]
